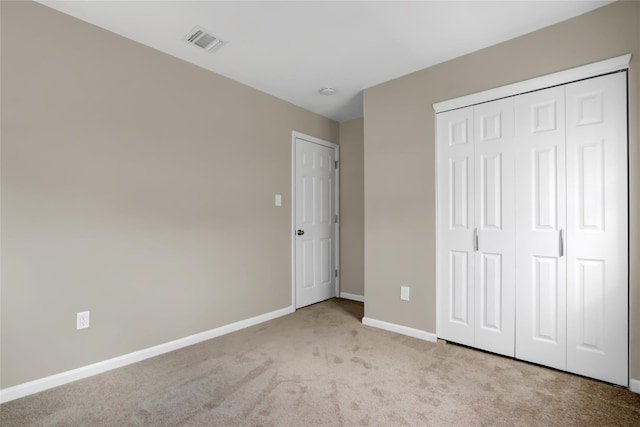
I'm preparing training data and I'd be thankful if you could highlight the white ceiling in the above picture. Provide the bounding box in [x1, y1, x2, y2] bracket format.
[37, 0, 613, 122]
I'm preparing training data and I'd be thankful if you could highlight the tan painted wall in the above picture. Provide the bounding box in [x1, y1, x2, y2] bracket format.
[338, 119, 364, 298]
[0, 1, 338, 388]
[363, 1, 640, 379]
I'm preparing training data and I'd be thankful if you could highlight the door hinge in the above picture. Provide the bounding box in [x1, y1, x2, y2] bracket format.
[335, 160, 339, 169]
[335, 269, 338, 278]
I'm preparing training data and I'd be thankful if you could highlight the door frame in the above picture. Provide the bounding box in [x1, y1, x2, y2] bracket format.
[291, 131, 340, 309]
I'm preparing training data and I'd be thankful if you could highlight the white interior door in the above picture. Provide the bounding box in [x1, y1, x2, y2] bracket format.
[473, 98, 516, 357]
[565, 72, 628, 386]
[295, 136, 337, 308]
[437, 106, 475, 347]
[514, 86, 567, 371]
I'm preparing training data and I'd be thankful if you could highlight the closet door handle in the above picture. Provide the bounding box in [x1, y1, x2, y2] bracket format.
[474, 228, 479, 252]
[559, 229, 564, 257]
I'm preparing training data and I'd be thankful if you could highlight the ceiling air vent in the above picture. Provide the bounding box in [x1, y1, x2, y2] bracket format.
[185, 26, 226, 53]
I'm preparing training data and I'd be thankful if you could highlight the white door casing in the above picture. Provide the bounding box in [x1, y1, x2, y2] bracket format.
[514, 86, 568, 371]
[293, 133, 339, 309]
[565, 72, 628, 386]
[437, 106, 475, 347]
[473, 97, 516, 357]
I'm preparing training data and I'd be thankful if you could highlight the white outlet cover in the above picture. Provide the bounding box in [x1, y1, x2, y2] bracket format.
[400, 286, 410, 301]
[275, 194, 282, 207]
[77, 311, 90, 330]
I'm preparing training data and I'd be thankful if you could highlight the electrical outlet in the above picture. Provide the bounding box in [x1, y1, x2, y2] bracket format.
[77, 311, 90, 330]
[400, 286, 410, 301]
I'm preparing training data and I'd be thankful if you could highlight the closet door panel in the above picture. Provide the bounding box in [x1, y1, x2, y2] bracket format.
[473, 98, 516, 357]
[437, 107, 475, 346]
[565, 72, 628, 386]
[515, 86, 567, 370]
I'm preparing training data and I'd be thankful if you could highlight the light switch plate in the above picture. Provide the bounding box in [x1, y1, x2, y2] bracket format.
[275, 194, 282, 206]
[400, 286, 410, 301]
[77, 311, 90, 330]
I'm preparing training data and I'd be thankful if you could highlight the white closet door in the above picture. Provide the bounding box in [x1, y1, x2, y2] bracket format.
[437, 107, 475, 347]
[565, 72, 628, 386]
[473, 98, 516, 357]
[515, 86, 567, 370]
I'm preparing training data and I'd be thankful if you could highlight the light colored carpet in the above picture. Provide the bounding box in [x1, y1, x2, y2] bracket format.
[2, 298, 639, 426]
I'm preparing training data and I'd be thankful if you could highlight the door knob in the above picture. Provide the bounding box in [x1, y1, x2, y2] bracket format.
[297, 230, 304, 236]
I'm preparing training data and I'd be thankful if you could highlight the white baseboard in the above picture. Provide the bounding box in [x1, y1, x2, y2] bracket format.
[340, 292, 364, 302]
[0, 305, 295, 404]
[362, 317, 437, 343]
[630, 378, 640, 394]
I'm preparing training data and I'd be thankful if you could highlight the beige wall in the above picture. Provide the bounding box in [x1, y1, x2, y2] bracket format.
[1, 1, 338, 388]
[338, 119, 364, 298]
[364, 1, 640, 379]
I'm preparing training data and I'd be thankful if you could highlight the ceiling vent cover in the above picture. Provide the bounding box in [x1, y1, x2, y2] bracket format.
[185, 26, 226, 53]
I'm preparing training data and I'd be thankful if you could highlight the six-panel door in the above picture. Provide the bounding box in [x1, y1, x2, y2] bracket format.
[295, 138, 336, 308]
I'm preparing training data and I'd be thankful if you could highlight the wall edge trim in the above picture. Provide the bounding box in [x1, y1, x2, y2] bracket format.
[362, 316, 437, 342]
[630, 378, 640, 394]
[340, 292, 364, 302]
[0, 305, 295, 403]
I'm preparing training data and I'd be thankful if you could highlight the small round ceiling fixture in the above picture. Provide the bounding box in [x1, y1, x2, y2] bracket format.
[318, 87, 336, 96]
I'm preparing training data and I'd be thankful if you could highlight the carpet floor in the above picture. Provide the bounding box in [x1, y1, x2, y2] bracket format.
[1, 298, 639, 426]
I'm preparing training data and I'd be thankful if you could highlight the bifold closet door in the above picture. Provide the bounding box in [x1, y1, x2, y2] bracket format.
[565, 72, 628, 386]
[473, 98, 516, 357]
[437, 106, 475, 347]
[439, 70, 628, 386]
[514, 86, 567, 371]
[437, 98, 516, 356]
